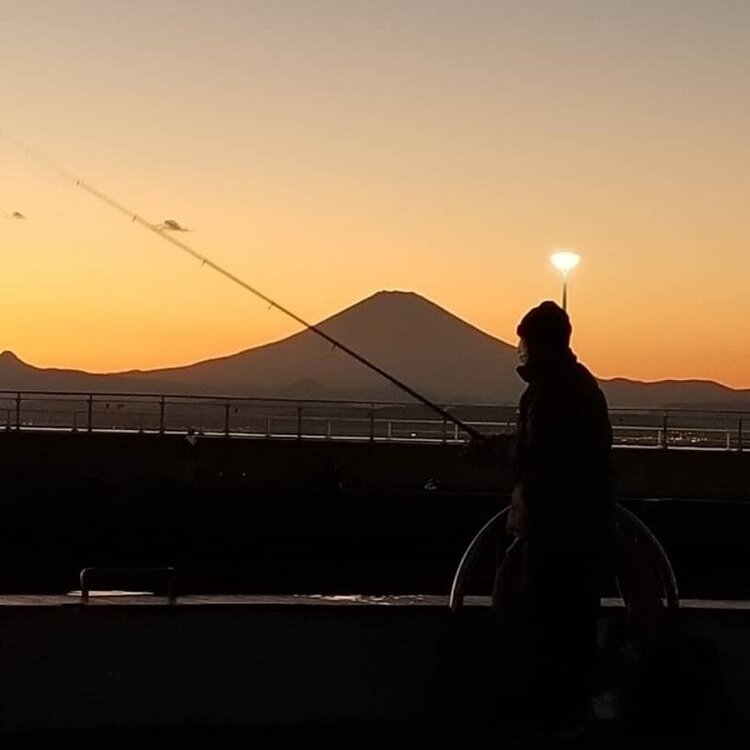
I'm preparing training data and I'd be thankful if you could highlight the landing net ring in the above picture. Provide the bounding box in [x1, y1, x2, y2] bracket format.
[448, 502, 679, 615]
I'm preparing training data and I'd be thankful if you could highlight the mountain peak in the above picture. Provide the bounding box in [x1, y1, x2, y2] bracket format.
[0, 350, 25, 367]
[345, 289, 437, 314]
[365, 289, 441, 304]
[369, 289, 421, 299]
[318, 289, 491, 338]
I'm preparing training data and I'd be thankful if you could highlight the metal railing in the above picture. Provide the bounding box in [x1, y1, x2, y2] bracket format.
[0, 390, 746, 451]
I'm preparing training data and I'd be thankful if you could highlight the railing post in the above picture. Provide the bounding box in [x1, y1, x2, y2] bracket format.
[739, 417, 743, 453]
[442, 416, 447, 444]
[369, 407, 375, 442]
[159, 396, 166, 434]
[661, 412, 669, 449]
[224, 403, 230, 437]
[297, 406, 302, 439]
[87, 395, 93, 432]
[15, 392, 21, 431]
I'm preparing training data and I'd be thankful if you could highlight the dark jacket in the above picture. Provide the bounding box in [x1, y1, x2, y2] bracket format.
[508, 348, 613, 547]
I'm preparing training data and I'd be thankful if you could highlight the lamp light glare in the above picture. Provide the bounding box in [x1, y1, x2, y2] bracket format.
[551, 250, 581, 275]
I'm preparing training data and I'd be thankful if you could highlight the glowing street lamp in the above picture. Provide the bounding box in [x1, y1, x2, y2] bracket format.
[550, 250, 580, 311]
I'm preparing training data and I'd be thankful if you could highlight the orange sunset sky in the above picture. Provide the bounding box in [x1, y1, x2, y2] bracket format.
[1, 1, 749, 387]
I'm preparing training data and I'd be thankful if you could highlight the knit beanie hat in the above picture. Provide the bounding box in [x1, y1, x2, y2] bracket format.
[516, 300, 572, 350]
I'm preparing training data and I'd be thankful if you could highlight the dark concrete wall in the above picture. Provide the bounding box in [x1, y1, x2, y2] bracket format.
[0, 431, 748, 498]
[0, 432, 748, 599]
[0, 600, 741, 736]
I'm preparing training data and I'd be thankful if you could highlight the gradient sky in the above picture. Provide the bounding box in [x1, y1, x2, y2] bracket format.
[1, 1, 749, 387]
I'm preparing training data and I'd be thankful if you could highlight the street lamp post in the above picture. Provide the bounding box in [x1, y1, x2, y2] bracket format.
[550, 250, 581, 311]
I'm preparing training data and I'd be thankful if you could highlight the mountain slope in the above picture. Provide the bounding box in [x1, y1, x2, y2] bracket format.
[123, 290, 522, 403]
[2, 291, 749, 409]
[0, 351, 181, 393]
[598, 376, 750, 409]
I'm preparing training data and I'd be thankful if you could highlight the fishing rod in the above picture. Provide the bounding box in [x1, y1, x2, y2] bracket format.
[3, 133, 486, 442]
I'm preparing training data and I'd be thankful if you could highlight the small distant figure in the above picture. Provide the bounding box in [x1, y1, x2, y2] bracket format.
[317, 460, 343, 492]
[424, 478, 441, 491]
[183, 428, 199, 485]
[492, 300, 614, 729]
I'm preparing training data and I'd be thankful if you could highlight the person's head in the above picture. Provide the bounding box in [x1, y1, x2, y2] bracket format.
[516, 300, 572, 364]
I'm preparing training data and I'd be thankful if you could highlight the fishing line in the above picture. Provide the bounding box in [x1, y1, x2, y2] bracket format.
[1, 130, 485, 441]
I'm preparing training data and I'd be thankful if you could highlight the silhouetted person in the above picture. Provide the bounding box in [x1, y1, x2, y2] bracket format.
[492, 300, 613, 730]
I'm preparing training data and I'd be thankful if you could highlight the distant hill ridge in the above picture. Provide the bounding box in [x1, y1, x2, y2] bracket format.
[1, 290, 748, 409]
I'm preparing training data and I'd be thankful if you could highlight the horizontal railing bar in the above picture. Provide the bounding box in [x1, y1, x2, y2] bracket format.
[0, 389, 748, 416]
[0, 390, 746, 450]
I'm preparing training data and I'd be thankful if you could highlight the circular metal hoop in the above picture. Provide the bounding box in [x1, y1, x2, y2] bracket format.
[448, 502, 679, 614]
